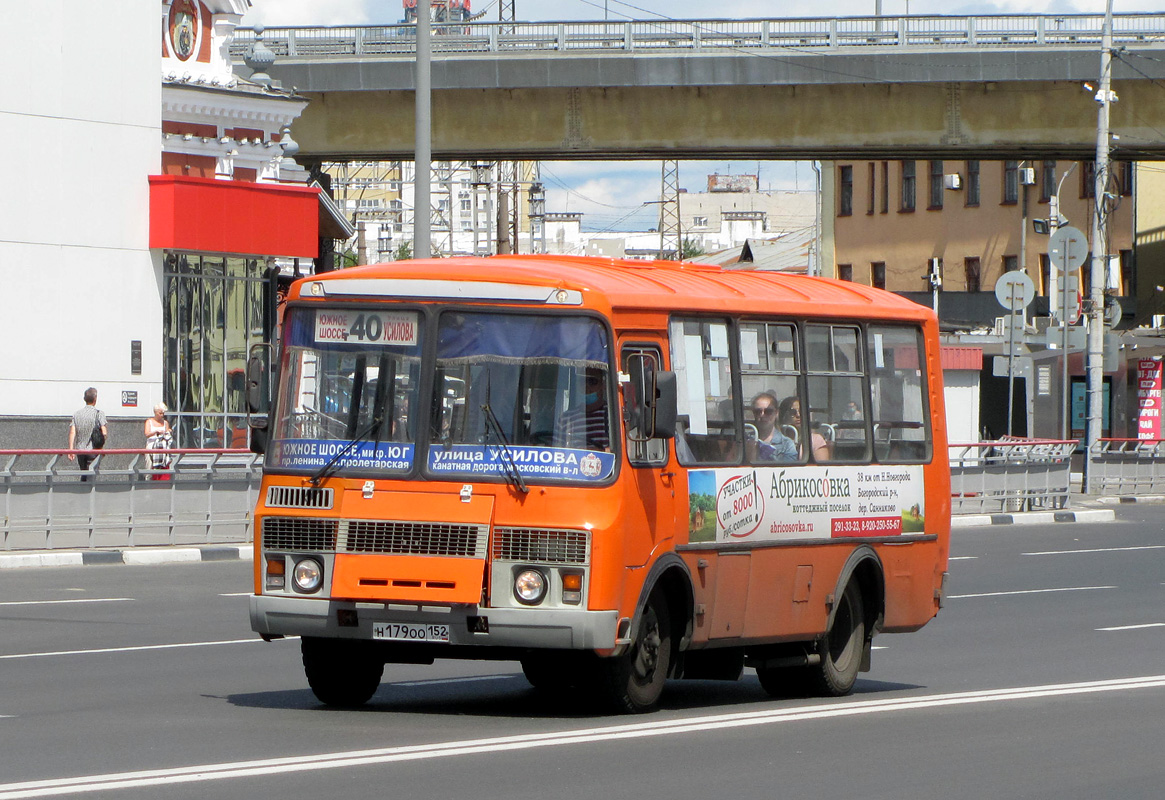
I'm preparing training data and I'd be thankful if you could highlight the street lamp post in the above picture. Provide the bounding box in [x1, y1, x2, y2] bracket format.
[1085, 0, 1115, 493]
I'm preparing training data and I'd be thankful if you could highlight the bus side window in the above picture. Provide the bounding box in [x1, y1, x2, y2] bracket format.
[868, 325, 932, 462]
[806, 324, 870, 463]
[668, 318, 740, 465]
[622, 347, 668, 466]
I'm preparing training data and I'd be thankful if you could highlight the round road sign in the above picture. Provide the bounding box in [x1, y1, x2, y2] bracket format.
[1049, 226, 1088, 272]
[994, 271, 1035, 310]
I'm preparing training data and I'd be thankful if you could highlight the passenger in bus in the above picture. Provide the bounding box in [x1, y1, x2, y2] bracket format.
[560, 369, 611, 451]
[779, 396, 831, 461]
[748, 392, 797, 462]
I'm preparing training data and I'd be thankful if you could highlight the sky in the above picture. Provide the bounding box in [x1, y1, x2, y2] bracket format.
[240, 0, 1161, 231]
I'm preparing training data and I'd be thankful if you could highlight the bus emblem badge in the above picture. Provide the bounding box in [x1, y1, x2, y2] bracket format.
[579, 453, 602, 478]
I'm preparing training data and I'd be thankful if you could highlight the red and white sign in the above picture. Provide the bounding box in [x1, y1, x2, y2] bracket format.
[1135, 358, 1163, 440]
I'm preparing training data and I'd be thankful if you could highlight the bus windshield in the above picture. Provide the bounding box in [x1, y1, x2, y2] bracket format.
[427, 310, 616, 483]
[268, 307, 424, 473]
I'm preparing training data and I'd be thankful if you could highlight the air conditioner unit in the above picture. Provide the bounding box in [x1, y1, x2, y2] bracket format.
[1019, 167, 1037, 185]
[994, 317, 1007, 336]
[943, 173, 962, 190]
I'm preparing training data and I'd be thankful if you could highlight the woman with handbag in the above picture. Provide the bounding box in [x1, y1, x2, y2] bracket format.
[144, 402, 173, 480]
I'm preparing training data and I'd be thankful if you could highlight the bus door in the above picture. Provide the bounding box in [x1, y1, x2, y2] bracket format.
[620, 342, 680, 561]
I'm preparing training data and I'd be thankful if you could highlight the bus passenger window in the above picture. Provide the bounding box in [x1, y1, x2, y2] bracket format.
[739, 321, 802, 464]
[868, 326, 932, 462]
[806, 324, 870, 463]
[669, 318, 739, 465]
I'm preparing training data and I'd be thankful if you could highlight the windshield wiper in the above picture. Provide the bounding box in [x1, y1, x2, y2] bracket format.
[481, 403, 529, 494]
[309, 413, 383, 487]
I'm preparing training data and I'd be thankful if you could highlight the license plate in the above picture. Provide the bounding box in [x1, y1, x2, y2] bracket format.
[372, 622, 450, 642]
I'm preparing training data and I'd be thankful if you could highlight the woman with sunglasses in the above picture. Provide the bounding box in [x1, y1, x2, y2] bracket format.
[749, 391, 797, 462]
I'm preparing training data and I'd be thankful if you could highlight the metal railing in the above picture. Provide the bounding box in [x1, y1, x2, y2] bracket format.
[1, 449, 261, 551]
[949, 438, 1077, 514]
[229, 14, 1165, 60]
[1088, 438, 1165, 496]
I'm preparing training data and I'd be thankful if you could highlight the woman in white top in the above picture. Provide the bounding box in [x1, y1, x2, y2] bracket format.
[144, 402, 174, 477]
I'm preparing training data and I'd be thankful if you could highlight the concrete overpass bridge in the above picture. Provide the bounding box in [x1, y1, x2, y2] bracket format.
[231, 14, 1165, 162]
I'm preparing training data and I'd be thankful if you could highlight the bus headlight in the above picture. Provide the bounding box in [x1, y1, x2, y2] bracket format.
[514, 568, 547, 605]
[292, 558, 324, 593]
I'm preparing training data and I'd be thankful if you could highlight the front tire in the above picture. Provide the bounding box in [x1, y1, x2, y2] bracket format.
[598, 590, 671, 713]
[302, 637, 384, 708]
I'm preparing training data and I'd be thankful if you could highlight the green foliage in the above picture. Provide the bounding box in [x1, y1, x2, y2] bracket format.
[680, 237, 706, 260]
[394, 241, 413, 262]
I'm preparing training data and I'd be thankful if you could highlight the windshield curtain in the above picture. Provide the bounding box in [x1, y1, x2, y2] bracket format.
[429, 311, 616, 483]
[268, 307, 423, 473]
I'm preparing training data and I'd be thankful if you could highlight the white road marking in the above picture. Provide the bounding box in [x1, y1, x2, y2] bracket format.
[218, 592, 252, 597]
[947, 586, 1115, 599]
[1023, 545, 1165, 556]
[0, 675, 1163, 798]
[948, 556, 978, 561]
[393, 675, 516, 688]
[0, 638, 269, 661]
[0, 598, 133, 607]
[1097, 623, 1165, 631]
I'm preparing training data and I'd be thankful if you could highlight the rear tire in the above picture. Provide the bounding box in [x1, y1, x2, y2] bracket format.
[756, 581, 865, 698]
[302, 637, 384, 708]
[597, 590, 671, 713]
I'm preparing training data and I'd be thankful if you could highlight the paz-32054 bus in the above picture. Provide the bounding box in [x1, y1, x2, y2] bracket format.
[247, 255, 950, 712]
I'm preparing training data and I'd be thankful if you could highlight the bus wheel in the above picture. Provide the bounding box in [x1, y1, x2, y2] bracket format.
[809, 581, 865, 696]
[600, 591, 671, 713]
[301, 637, 384, 708]
[756, 582, 865, 699]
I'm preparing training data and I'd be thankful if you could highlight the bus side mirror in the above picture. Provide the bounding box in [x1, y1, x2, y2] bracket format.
[247, 344, 273, 455]
[646, 370, 677, 439]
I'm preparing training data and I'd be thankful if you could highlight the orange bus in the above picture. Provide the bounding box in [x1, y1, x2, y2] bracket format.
[247, 255, 950, 712]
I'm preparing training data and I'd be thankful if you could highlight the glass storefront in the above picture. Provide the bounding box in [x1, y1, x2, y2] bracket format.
[163, 252, 271, 449]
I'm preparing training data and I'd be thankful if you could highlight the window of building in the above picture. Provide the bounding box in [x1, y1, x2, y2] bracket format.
[1081, 161, 1096, 199]
[929, 160, 944, 209]
[1039, 253, 1051, 296]
[1002, 161, 1019, 204]
[872, 262, 887, 290]
[839, 165, 853, 216]
[880, 162, 889, 213]
[163, 253, 269, 449]
[900, 161, 916, 212]
[867, 163, 876, 215]
[1119, 162, 1134, 197]
[838, 263, 853, 282]
[1003, 255, 1018, 273]
[965, 257, 982, 292]
[693, 215, 708, 228]
[1120, 249, 1134, 295]
[966, 160, 980, 207]
[1040, 160, 1057, 202]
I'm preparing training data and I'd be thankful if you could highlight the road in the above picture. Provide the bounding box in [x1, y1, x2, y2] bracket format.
[1, 505, 1163, 799]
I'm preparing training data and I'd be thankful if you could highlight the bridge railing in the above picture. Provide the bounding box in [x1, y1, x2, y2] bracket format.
[949, 438, 1077, 514]
[230, 14, 1165, 60]
[0, 449, 260, 552]
[1087, 438, 1165, 496]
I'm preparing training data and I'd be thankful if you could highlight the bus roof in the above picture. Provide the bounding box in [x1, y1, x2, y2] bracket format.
[295, 255, 934, 323]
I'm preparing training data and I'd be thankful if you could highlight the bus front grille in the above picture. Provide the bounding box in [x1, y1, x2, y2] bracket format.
[265, 486, 334, 510]
[261, 517, 339, 551]
[492, 528, 590, 565]
[341, 521, 488, 558]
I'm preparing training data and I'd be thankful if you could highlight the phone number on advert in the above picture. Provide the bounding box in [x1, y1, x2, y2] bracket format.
[831, 516, 902, 536]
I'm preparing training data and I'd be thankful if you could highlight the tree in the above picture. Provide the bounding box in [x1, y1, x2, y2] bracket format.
[680, 237, 706, 261]
[394, 241, 413, 262]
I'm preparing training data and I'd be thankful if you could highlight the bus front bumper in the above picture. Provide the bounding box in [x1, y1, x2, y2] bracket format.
[250, 594, 619, 651]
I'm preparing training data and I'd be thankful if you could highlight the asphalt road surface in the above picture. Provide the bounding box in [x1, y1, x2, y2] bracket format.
[1, 505, 1163, 799]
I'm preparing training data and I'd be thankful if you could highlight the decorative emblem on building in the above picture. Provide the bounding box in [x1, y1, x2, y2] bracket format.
[169, 0, 200, 62]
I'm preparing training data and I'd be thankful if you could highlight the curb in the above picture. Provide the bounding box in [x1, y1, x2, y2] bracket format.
[952, 508, 1116, 528]
[1093, 494, 1165, 505]
[0, 545, 252, 570]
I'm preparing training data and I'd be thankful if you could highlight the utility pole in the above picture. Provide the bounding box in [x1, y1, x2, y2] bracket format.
[414, 0, 432, 259]
[1085, 0, 1115, 493]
